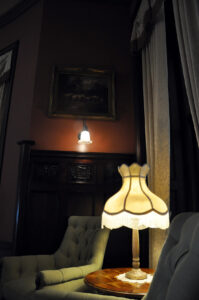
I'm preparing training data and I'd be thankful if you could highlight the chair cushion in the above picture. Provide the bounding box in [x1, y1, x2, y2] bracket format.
[3, 277, 87, 300]
[36, 266, 88, 288]
[2, 275, 36, 300]
[31, 279, 87, 300]
[0, 255, 55, 284]
[31, 291, 128, 300]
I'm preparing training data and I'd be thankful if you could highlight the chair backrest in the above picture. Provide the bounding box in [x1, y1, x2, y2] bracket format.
[54, 216, 110, 269]
[146, 212, 199, 300]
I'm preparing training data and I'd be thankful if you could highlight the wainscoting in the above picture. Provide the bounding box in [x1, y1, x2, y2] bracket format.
[0, 241, 13, 258]
[14, 141, 148, 268]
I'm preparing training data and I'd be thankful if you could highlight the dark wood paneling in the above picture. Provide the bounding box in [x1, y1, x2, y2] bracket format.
[0, 241, 13, 258]
[15, 142, 137, 269]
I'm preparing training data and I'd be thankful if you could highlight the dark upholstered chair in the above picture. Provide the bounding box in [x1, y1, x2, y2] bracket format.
[0, 216, 110, 300]
[144, 212, 199, 300]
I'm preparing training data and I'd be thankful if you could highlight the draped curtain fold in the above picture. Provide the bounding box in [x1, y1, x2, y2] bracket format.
[165, 0, 199, 221]
[172, 0, 199, 147]
[131, 0, 170, 269]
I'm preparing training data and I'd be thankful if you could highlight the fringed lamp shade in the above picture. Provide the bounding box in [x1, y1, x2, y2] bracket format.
[102, 163, 169, 280]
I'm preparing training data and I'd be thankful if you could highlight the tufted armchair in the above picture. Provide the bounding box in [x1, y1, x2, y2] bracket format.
[0, 216, 110, 300]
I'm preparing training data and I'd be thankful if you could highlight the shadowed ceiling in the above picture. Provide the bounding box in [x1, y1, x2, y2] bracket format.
[0, 0, 140, 28]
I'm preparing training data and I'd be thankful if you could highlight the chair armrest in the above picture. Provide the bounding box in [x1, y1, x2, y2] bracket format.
[0, 254, 55, 284]
[36, 263, 98, 289]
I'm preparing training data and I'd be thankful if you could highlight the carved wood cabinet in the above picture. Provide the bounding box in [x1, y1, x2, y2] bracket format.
[14, 141, 141, 268]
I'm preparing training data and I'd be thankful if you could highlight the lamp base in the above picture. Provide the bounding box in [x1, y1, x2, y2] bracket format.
[125, 268, 147, 280]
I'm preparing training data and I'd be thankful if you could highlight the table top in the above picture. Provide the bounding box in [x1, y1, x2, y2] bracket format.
[84, 268, 154, 299]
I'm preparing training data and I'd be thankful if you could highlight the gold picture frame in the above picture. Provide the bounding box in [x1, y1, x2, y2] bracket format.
[48, 67, 116, 120]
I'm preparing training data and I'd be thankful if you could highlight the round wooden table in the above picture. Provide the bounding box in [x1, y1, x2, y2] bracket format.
[84, 268, 154, 299]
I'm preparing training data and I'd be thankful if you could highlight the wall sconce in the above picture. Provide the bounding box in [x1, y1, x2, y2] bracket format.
[78, 120, 92, 144]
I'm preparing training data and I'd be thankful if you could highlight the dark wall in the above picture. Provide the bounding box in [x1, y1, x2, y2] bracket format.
[30, 0, 137, 154]
[0, 0, 138, 255]
[0, 1, 43, 243]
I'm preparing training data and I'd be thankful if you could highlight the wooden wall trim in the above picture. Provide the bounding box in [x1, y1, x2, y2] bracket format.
[31, 149, 135, 160]
[14, 140, 35, 254]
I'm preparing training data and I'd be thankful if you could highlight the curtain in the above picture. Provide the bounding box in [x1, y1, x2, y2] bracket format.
[131, 0, 170, 269]
[172, 0, 199, 146]
[165, 0, 199, 220]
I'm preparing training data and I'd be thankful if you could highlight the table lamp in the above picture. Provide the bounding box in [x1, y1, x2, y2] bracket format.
[102, 163, 169, 280]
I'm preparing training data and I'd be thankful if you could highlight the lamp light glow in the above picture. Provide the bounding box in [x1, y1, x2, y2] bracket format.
[102, 163, 169, 280]
[78, 120, 92, 144]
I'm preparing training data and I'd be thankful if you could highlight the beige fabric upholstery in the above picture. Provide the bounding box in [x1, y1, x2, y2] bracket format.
[30, 290, 129, 300]
[0, 216, 110, 300]
[1, 255, 55, 284]
[54, 216, 108, 269]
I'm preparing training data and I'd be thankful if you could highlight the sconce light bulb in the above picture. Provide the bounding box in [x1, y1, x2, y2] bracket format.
[78, 130, 92, 144]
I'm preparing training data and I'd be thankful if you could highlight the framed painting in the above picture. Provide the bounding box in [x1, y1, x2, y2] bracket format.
[0, 41, 18, 179]
[48, 67, 116, 120]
